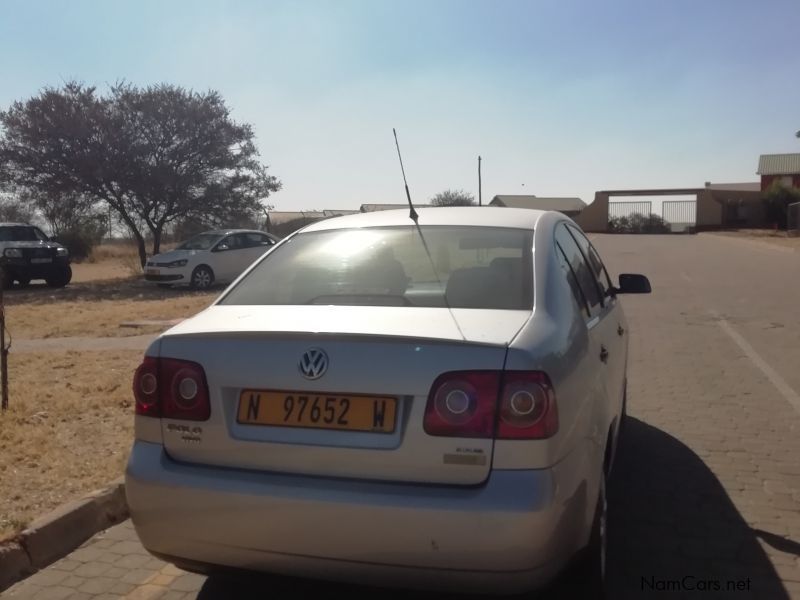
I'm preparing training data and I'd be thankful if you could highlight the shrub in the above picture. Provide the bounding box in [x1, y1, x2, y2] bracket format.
[53, 220, 106, 261]
[609, 213, 670, 234]
[268, 216, 322, 237]
[762, 180, 800, 229]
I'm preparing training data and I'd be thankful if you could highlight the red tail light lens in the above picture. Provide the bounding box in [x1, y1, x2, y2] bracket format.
[160, 359, 210, 421]
[497, 371, 558, 439]
[423, 370, 558, 439]
[424, 371, 501, 438]
[133, 357, 160, 417]
[132, 356, 210, 421]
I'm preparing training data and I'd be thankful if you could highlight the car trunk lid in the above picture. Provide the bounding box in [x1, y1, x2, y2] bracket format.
[158, 305, 530, 485]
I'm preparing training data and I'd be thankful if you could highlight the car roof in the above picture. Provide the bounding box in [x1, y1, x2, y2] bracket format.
[300, 206, 548, 232]
[198, 229, 272, 236]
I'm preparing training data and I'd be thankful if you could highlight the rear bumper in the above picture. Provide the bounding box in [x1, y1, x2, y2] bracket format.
[125, 441, 589, 594]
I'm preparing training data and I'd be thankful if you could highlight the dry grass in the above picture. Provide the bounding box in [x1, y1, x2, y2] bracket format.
[0, 244, 221, 540]
[0, 350, 142, 540]
[6, 294, 215, 339]
[87, 243, 138, 263]
[86, 242, 142, 277]
[5, 248, 217, 338]
[87, 242, 178, 276]
[70, 262, 132, 283]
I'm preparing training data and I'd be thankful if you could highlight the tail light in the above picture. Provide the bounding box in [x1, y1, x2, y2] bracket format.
[496, 371, 558, 439]
[424, 370, 557, 439]
[423, 371, 501, 438]
[133, 356, 210, 421]
[133, 357, 159, 418]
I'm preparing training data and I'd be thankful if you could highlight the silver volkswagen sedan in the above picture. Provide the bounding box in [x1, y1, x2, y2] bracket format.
[125, 206, 650, 595]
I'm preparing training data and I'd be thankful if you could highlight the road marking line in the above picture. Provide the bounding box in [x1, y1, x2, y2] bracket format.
[711, 311, 800, 415]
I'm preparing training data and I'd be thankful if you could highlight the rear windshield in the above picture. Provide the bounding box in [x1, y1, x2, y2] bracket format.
[219, 226, 533, 309]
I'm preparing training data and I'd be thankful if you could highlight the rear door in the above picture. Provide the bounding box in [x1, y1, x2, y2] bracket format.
[566, 224, 626, 418]
[236, 232, 275, 274]
[209, 234, 245, 281]
[554, 224, 615, 428]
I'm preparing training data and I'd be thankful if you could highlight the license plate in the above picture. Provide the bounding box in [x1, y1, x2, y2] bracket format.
[237, 390, 397, 433]
[31, 257, 52, 264]
[145, 268, 159, 275]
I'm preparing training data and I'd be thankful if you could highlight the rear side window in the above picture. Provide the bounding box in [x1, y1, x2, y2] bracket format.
[255, 234, 275, 246]
[214, 235, 238, 250]
[239, 233, 274, 248]
[220, 225, 533, 310]
[567, 225, 613, 301]
[554, 224, 602, 312]
[555, 242, 589, 317]
[177, 233, 222, 250]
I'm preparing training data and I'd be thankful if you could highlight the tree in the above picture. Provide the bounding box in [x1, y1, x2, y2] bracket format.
[608, 215, 630, 233]
[0, 189, 37, 224]
[0, 82, 281, 266]
[19, 189, 104, 237]
[762, 179, 800, 229]
[1, 183, 108, 259]
[430, 189, 476, 207]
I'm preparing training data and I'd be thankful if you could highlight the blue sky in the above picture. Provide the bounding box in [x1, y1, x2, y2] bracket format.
[1, 0, 799, 212]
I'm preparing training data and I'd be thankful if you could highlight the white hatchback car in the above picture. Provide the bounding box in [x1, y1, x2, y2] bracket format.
[144, 229, 279, 289]
[125, 207, 650, 595]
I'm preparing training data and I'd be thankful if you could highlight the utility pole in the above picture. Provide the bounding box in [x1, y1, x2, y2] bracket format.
[0, 261, 8, 411]
[478, 156, 482, 206]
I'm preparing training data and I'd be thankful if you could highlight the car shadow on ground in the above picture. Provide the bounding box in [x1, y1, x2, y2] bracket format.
[1, 278, 221, 305]
[192, 418, 790, 600]
[602, 417, 790, 600]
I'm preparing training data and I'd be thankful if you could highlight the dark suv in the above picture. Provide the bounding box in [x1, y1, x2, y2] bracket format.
[0, 223, 72, 288]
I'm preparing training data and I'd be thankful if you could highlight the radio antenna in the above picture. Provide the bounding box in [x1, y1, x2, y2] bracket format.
[393, 128, 419, 222]
[389, 128, 465, 341]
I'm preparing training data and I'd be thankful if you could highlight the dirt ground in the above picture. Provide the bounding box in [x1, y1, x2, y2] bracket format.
[69, 261, 131, 284]
[707, 228, 800, 250]
[0, 245, 221, 540]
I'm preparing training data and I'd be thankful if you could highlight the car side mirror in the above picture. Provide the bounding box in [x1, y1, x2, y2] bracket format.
[215, 244, 229, 252]
[615, 273, 651, 294]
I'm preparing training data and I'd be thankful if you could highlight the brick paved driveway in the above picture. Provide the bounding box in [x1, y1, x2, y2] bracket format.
[3, 233, 799, 599]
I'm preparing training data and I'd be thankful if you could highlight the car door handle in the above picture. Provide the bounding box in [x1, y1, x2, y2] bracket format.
[600, 345, 609, 363]
[617, 325, 625, 336]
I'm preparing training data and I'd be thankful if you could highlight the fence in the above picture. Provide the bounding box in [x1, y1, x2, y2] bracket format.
[662, 200, 697, 233]
[608, 199, 697, 233]
[608, 201, 652, 220]
[789, 201, 800, 237]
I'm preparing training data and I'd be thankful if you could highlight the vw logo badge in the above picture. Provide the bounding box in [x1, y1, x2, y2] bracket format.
[299, 348, 329, 380]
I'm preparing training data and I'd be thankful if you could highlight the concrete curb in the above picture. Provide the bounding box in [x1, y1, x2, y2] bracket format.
[0, 478, 128, 592]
